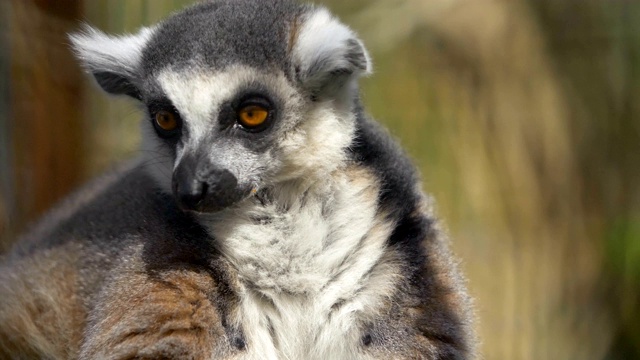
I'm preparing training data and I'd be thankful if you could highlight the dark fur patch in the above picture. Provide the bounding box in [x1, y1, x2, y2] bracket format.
[349, 102, 476, 357]
[348, 99, 421, 235]
[94, 71, 142, 99]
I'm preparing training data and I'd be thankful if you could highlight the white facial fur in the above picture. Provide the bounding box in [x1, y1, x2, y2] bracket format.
[156, 66, 251, 143]
[144, 65, 303, 193]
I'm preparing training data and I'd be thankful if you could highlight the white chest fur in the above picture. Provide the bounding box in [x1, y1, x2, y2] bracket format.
[201, 168, 401, 359]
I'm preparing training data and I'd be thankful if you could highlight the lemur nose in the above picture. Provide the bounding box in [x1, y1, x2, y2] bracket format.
[172, 155, 241, 213]
[172, 157, 208, 211]
[176, 181, 208, 211]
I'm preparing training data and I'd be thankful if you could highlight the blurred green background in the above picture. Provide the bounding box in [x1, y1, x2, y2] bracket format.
[0, 0, 639, 359]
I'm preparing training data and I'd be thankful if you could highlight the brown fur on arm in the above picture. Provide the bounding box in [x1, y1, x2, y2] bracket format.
[0, 248, 85, 359]
[79, 264, 238, 360]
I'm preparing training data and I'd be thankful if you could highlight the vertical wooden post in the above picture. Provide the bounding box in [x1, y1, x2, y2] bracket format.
[7, 0, 83, 240]
[0, 0, 10, 249]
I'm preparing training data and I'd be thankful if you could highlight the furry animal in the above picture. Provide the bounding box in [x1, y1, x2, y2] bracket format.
[0, 1, 476, 359]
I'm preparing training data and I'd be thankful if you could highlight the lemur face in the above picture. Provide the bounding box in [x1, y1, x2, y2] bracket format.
[141, 65, 305, 212]
[71, 0, 371, 213]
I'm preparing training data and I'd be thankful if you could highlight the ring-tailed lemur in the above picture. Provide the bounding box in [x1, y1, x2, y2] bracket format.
[0, 1, 476, 359]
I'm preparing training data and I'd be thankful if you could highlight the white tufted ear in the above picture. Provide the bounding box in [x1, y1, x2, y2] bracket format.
[69, 25, 156, 99]
[292, 8, 372, 100]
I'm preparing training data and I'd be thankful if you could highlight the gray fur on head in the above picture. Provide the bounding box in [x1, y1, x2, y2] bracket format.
[70, 0, 371, 102]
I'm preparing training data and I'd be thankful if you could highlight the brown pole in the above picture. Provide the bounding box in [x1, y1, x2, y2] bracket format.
[7, 0, 84, 240]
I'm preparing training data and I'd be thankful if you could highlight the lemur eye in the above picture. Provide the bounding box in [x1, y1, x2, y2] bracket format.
[155, 110, 179, 132]
[237, 105, 269, 128]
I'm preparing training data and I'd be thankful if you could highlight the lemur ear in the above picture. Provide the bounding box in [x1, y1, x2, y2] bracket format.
[69, 26, 155, 100]
[291, 8, 372, 100]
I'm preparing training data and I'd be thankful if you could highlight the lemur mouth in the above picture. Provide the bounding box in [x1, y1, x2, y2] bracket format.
[173, 190, 244, 214]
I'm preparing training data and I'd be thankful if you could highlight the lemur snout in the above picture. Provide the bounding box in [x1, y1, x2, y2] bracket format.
[172, 155, 241, 213]
[175, 178, 208, 211]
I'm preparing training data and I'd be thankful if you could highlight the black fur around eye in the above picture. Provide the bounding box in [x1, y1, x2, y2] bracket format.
[155, 111, 179, 131]
[237, 105, 268, 128]
[235, 96, 274, 132]
[147, 100, 182, 139]
[218, 93, 276, 134]
[152, 109, 182, 138]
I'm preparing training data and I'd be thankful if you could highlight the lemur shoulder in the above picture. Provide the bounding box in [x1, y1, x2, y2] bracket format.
[0, 1, 476, 359]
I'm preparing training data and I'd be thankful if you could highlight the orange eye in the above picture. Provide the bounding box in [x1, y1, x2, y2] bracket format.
[155, 110, 179, 132]
[238, 105, 269, 128]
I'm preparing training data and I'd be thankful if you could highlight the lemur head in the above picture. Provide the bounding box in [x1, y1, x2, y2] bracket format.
[71, 0, 371, 213]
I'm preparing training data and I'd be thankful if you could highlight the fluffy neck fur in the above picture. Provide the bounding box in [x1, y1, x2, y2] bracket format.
[204, 166, 392, 295]
[199, 161, 401, 359]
